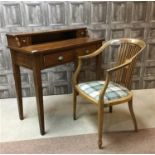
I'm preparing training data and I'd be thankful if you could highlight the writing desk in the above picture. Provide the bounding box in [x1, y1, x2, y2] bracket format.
[6, 27, 104, 135]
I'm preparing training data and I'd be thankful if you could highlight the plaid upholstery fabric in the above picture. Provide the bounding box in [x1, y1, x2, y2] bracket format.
[78, 81, 129, 103]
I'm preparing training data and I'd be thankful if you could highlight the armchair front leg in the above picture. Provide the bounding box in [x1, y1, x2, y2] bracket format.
[72, 58, 83, 121]
[98, 101, 104, 149]
[72, 58, 82, 86]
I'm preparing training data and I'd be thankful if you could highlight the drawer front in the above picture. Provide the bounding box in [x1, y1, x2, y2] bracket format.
[76, 44, 99, 57]
[44, 50, 73, 67]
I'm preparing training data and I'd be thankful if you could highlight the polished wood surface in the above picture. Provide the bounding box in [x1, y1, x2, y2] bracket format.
[8, 37, 103, 54]
[20, 37, 103, 53]
[7, 27, 104, 135]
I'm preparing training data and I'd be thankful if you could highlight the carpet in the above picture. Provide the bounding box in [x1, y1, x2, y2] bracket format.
[1, 128, 155, 154]
[1, 89, 155, 143]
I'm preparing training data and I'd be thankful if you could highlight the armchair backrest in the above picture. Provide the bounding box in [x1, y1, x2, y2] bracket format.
[107, 38, 146, 89]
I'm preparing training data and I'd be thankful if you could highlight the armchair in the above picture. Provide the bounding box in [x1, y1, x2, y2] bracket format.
[72, 38, 146, 149]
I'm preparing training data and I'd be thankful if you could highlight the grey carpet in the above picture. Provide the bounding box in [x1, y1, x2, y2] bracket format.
[1, 128, 155, 154]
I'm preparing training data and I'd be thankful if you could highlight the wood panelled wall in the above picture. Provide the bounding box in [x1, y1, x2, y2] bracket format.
[0, 1, 155, 98]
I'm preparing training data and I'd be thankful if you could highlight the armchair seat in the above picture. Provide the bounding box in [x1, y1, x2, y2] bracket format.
[77, 81, 129, 103]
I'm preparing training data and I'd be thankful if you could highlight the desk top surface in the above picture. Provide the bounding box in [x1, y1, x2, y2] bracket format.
[19, 37, 103, 54]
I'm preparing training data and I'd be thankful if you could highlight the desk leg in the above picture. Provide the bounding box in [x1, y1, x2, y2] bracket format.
[12, 63, 24, 120]
[33, 65, 45, 135]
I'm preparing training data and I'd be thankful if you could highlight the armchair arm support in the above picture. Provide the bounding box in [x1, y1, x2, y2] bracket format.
[98, 59, 132, 103]
[72, 58, 82, 86]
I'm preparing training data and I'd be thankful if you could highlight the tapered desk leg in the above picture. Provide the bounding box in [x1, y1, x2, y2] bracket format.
[33, 62, 45, 135]
[11, 55, 24, 120]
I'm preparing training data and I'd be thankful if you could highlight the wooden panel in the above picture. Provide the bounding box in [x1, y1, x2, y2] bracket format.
[21, 73, 29, 85]
[144, 44, 155, 77]
[24, 2, 44, 26]
[0, 88, 10, 98]
[132, 80, 140, 90]
[110, 29, 125, 39]
[131, 2, 147, 23]
[91, 2, 107, 24]
[143, 78, 155, 89]
[2, 2, 22, 27]
[54, 71, 68, 82]
[47, 2, 65, 26]
[0, 1, 154, 98]
[41, 71, 53, 95]
[111, 2, 127, 23]
[130, 28, 145, 39]
[147, 44, 155, 61]
[150, 2, 155, 23]
[0, 74, 8, 85]
[88, 29, 106, 39]
[0, 5, 4, 27]
[0, 48, 6, 70]
[22, 87, 31, 97]
[109, 45, 119, 63]
[69, 2, 86, 25]
[148, 28, 155, 38]
[54, 83, 69, 94]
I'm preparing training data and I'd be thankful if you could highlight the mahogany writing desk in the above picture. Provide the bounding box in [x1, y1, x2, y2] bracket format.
[6, 27, 104, 135]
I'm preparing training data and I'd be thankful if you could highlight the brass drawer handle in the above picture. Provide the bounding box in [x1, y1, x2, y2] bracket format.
[58, 56, 64, 61]
[22, 39, 26, 43]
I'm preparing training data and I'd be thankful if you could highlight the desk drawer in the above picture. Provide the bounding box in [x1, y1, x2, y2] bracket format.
[44, 51, 73, 67]
[76, 44, 98, 56]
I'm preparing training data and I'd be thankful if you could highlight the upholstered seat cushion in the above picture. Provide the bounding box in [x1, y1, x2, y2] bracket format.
[78, 81, 129, 103]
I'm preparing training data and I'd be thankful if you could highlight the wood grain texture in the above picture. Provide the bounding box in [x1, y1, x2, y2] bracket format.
[0, 1, 155, 98]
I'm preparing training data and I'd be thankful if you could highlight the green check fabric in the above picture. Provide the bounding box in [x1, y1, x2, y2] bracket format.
[78, 81, 129, 103]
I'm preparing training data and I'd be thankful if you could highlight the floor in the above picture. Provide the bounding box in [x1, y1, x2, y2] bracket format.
[0, 89, 155, 142]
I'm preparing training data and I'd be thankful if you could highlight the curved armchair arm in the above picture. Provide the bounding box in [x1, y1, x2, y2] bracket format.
[72, 41, 110, 86]
[98, 59, 132, 103]
[78, 40, 110, 60]
[72, 58, 82, 86]
[101, 47, 145, 96]
[107, 59, 132, 73]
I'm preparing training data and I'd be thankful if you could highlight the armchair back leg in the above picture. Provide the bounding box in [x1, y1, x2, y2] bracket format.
[128, 99, 138, 132]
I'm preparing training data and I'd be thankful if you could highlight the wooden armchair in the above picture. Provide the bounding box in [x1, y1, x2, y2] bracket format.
[72, 38, 146, 149]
